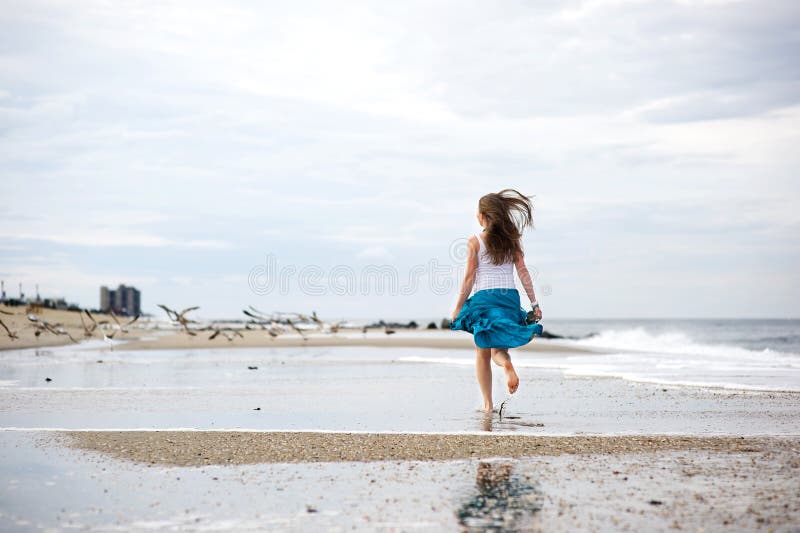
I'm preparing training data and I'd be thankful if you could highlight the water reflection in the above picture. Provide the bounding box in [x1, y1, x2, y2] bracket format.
[456, 461, 542, 532]
[479, 412, 493, 432]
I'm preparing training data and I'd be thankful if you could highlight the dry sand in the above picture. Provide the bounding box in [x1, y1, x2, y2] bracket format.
[64, 431, 798, 466]
[0, 305, 100, 350]
[0, 305, 579, 353]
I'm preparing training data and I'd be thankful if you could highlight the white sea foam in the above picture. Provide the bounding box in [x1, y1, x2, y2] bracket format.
[567, 327, 799, 361]
[401, 328, 800, 392]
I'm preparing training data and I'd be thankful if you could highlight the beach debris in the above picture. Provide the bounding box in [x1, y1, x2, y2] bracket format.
[253, 407, 261, 411]
[499, 397, 511, 421]
[306, 505, 318, 513]
[247, 366, 258, 370]
[157, 304, 199, 336]
[385, 327, 396, 335]
[649, 499, 663, 505]
[0, 318, 19, 340]
[0, 308, 18, 315]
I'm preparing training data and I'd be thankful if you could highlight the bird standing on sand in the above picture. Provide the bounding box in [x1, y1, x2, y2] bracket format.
[102, 328, 117, 351]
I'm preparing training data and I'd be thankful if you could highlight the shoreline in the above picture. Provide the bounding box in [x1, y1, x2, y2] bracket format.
[1, 328, 585, 354]
[62, 431, 798, 466]
[0, 304, 584, 353]
[113, 331, 582, 352]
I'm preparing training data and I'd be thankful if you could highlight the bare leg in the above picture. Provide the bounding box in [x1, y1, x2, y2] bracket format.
[491, 348, 519, 394]
[476, 347, 493, 412]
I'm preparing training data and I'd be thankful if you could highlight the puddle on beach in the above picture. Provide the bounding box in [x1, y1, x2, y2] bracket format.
[477, 411, 546, 432]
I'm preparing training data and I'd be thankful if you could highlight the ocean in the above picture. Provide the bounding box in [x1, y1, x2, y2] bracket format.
[404, 318, 800, 393]
[543, 318, 800, 355]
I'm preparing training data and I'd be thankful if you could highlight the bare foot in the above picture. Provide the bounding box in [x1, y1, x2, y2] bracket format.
[504, 361, 519, 394]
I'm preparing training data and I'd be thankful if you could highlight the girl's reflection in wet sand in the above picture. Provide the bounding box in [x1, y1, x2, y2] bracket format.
[457, 461, 543, 532]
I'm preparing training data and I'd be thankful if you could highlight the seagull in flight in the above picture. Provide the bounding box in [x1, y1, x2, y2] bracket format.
[0, 319, 18, 340]
[208, 327, 245, 341]
[158, 304, 199, 336]
[109, 309, 141, 334]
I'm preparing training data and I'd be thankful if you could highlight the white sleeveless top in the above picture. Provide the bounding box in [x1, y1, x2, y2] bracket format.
[473, 232, 516, 291]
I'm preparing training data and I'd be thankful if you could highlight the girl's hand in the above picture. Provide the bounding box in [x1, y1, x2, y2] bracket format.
[533, 307, 542, 321]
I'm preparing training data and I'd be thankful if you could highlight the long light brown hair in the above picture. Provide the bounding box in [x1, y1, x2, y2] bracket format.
[478, 189, 534, 265]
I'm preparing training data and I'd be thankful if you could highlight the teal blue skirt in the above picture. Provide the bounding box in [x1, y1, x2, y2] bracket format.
[450, 288, 543, 349]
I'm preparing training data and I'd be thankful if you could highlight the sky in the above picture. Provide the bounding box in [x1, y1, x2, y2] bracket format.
[1, 0, 798, 321]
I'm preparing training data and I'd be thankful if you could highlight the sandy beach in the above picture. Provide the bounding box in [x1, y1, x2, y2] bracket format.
[64, 430, 795, 465]
[0, 305, 578, 353]
[0, 430, 795, 531]
[1, 314, 798, 530]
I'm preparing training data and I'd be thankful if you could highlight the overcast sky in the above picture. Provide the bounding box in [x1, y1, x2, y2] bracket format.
[1, 0, 798, 320]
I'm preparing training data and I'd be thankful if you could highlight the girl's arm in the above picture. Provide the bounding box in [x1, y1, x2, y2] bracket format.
[514, 249, 541, 318]
[451, 237, 479, 320]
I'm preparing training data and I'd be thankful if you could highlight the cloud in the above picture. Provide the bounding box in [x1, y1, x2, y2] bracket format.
[356, 246, 394, 260]
[0, 0, 797, 317]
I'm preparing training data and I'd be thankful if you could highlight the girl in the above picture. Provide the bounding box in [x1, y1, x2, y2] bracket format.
[450, 189, 543, 413]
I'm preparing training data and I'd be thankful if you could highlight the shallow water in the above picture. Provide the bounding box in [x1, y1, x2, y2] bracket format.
[0, 342, 797, 435]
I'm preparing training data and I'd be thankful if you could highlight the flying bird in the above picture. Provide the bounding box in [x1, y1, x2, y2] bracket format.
[208, 327, 244, 341]
[109, 309, 141, 334]
[0, 319, 18, 340]
[26, 313, 78, 343]
[285, 318, 308, 341]
[158, 304, 199, 336]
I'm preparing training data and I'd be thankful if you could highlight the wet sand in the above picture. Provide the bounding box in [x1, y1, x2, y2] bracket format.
[64, 430, 797, 466]
[108, 330, 579, 352]
[1, 330, 798, 530]
[0, 430, 796, 531]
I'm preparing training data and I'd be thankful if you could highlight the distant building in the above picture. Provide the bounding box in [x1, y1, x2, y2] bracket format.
[100, 284, 141, 316]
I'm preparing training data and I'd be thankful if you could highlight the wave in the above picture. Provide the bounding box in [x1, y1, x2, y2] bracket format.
[399, 327, 800, 392]
[568, 328, 799, 363]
